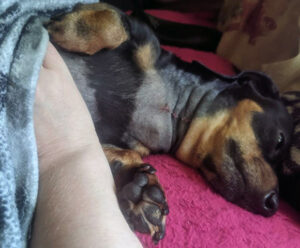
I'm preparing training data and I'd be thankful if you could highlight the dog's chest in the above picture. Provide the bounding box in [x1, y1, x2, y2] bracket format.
[125, 70, 175, 152]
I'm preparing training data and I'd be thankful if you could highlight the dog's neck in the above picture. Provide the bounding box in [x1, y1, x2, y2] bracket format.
[156, 55, 236, 153]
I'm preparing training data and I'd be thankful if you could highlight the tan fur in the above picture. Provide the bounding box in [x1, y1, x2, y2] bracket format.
[47, 3, 128, 55]
[176, 99, 262, 166]
[176, 99, 277, 191]
[134, 43, 156, 71]
[103, 146, 143, 167]
[132, 141, 151, 157]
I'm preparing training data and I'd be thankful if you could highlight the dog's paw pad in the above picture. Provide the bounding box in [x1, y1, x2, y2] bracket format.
[117, 164, 168, 243]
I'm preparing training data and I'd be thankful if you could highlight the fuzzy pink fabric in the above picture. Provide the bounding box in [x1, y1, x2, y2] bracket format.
[137, 155, 300, 248]
[134, 10, 300, 248]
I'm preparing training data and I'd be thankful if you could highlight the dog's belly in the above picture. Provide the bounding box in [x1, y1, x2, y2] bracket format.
[59, 48, 175, 150]
[59, 48, 228, 153]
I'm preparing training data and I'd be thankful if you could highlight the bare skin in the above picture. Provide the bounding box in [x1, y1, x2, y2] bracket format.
[30, 42, 142, 248]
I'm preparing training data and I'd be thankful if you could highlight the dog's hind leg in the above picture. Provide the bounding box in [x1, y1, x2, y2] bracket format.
[103, 145, 168, 243]
[47, 3, 129, 55]
[47, 2, 161, 60]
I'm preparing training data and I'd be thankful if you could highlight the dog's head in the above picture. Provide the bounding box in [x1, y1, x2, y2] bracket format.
[176, 71, 293, 216]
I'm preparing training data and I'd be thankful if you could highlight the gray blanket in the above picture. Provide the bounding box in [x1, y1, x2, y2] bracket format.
[0, 0, 96, 247]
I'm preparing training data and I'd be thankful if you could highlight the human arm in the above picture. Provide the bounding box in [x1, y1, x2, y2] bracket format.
[30, 42, 142, 248]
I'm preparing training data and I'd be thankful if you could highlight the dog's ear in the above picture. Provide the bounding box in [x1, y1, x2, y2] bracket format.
[237, 71, 280, 100]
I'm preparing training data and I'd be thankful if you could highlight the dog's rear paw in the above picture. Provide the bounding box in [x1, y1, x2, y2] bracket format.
[113, 162, 168, 243]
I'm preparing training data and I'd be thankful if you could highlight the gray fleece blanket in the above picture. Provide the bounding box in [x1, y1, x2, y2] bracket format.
[0, 0, 96, 247]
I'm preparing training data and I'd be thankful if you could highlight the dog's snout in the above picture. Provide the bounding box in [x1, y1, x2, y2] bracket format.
[262, 190, 279, 216]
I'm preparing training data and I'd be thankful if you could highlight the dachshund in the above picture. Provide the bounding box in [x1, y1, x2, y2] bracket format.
[46, 3, 294, 242]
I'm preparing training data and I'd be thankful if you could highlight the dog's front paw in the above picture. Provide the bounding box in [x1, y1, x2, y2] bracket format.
[112, 162, 168, 243]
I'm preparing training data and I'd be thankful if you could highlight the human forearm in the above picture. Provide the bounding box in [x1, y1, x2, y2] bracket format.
[30, 145, 142, 248]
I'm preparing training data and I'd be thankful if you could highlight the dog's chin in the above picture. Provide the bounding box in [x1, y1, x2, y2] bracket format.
[209, 175, 244, 204]
[208, 166, 245, 203]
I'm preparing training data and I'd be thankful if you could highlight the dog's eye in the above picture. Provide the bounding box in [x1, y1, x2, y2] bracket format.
[275, 132, 284, 150]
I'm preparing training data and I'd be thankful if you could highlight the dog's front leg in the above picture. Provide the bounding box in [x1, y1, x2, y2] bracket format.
[103, 145, 168, 243]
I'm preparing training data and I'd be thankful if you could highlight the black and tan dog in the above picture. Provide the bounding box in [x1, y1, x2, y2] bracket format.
[47, 3, 294, 242]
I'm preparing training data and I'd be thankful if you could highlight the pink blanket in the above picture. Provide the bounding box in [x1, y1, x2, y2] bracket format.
[136, 10, 300, 248]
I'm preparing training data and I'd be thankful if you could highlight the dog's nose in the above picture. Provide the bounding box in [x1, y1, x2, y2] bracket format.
[262, 190, 279, 216]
